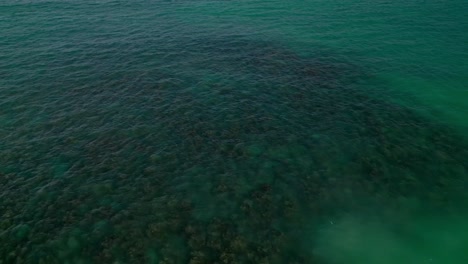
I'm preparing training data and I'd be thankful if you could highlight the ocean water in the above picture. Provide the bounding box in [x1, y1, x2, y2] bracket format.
[1, 0, 467, 263]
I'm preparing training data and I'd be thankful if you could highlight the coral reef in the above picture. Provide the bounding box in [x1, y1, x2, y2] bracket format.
[1, 36, 467, 263]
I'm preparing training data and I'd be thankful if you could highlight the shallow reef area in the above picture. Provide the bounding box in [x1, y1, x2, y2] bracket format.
[1, 36, 468, 263]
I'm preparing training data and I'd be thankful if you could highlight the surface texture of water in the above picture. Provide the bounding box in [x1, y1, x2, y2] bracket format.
[1, 0, 467, 263]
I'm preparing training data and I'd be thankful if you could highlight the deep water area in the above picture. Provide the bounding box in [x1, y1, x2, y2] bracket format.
[1, 1, 467, 263]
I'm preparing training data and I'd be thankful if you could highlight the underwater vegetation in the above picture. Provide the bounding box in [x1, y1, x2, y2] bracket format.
[1, 35, 467, 263]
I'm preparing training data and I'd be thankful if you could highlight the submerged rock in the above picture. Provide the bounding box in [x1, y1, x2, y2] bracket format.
[12, 224, 30, 241]
[1, 33, 468, 263]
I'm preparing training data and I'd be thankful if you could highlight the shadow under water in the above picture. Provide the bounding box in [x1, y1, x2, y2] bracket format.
[1, 36, 467, 263]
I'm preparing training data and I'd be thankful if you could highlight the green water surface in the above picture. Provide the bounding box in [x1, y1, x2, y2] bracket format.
[1, 0, 467, 263]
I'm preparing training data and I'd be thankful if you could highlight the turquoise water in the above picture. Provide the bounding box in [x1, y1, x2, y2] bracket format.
[1, 0, 467, 263]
